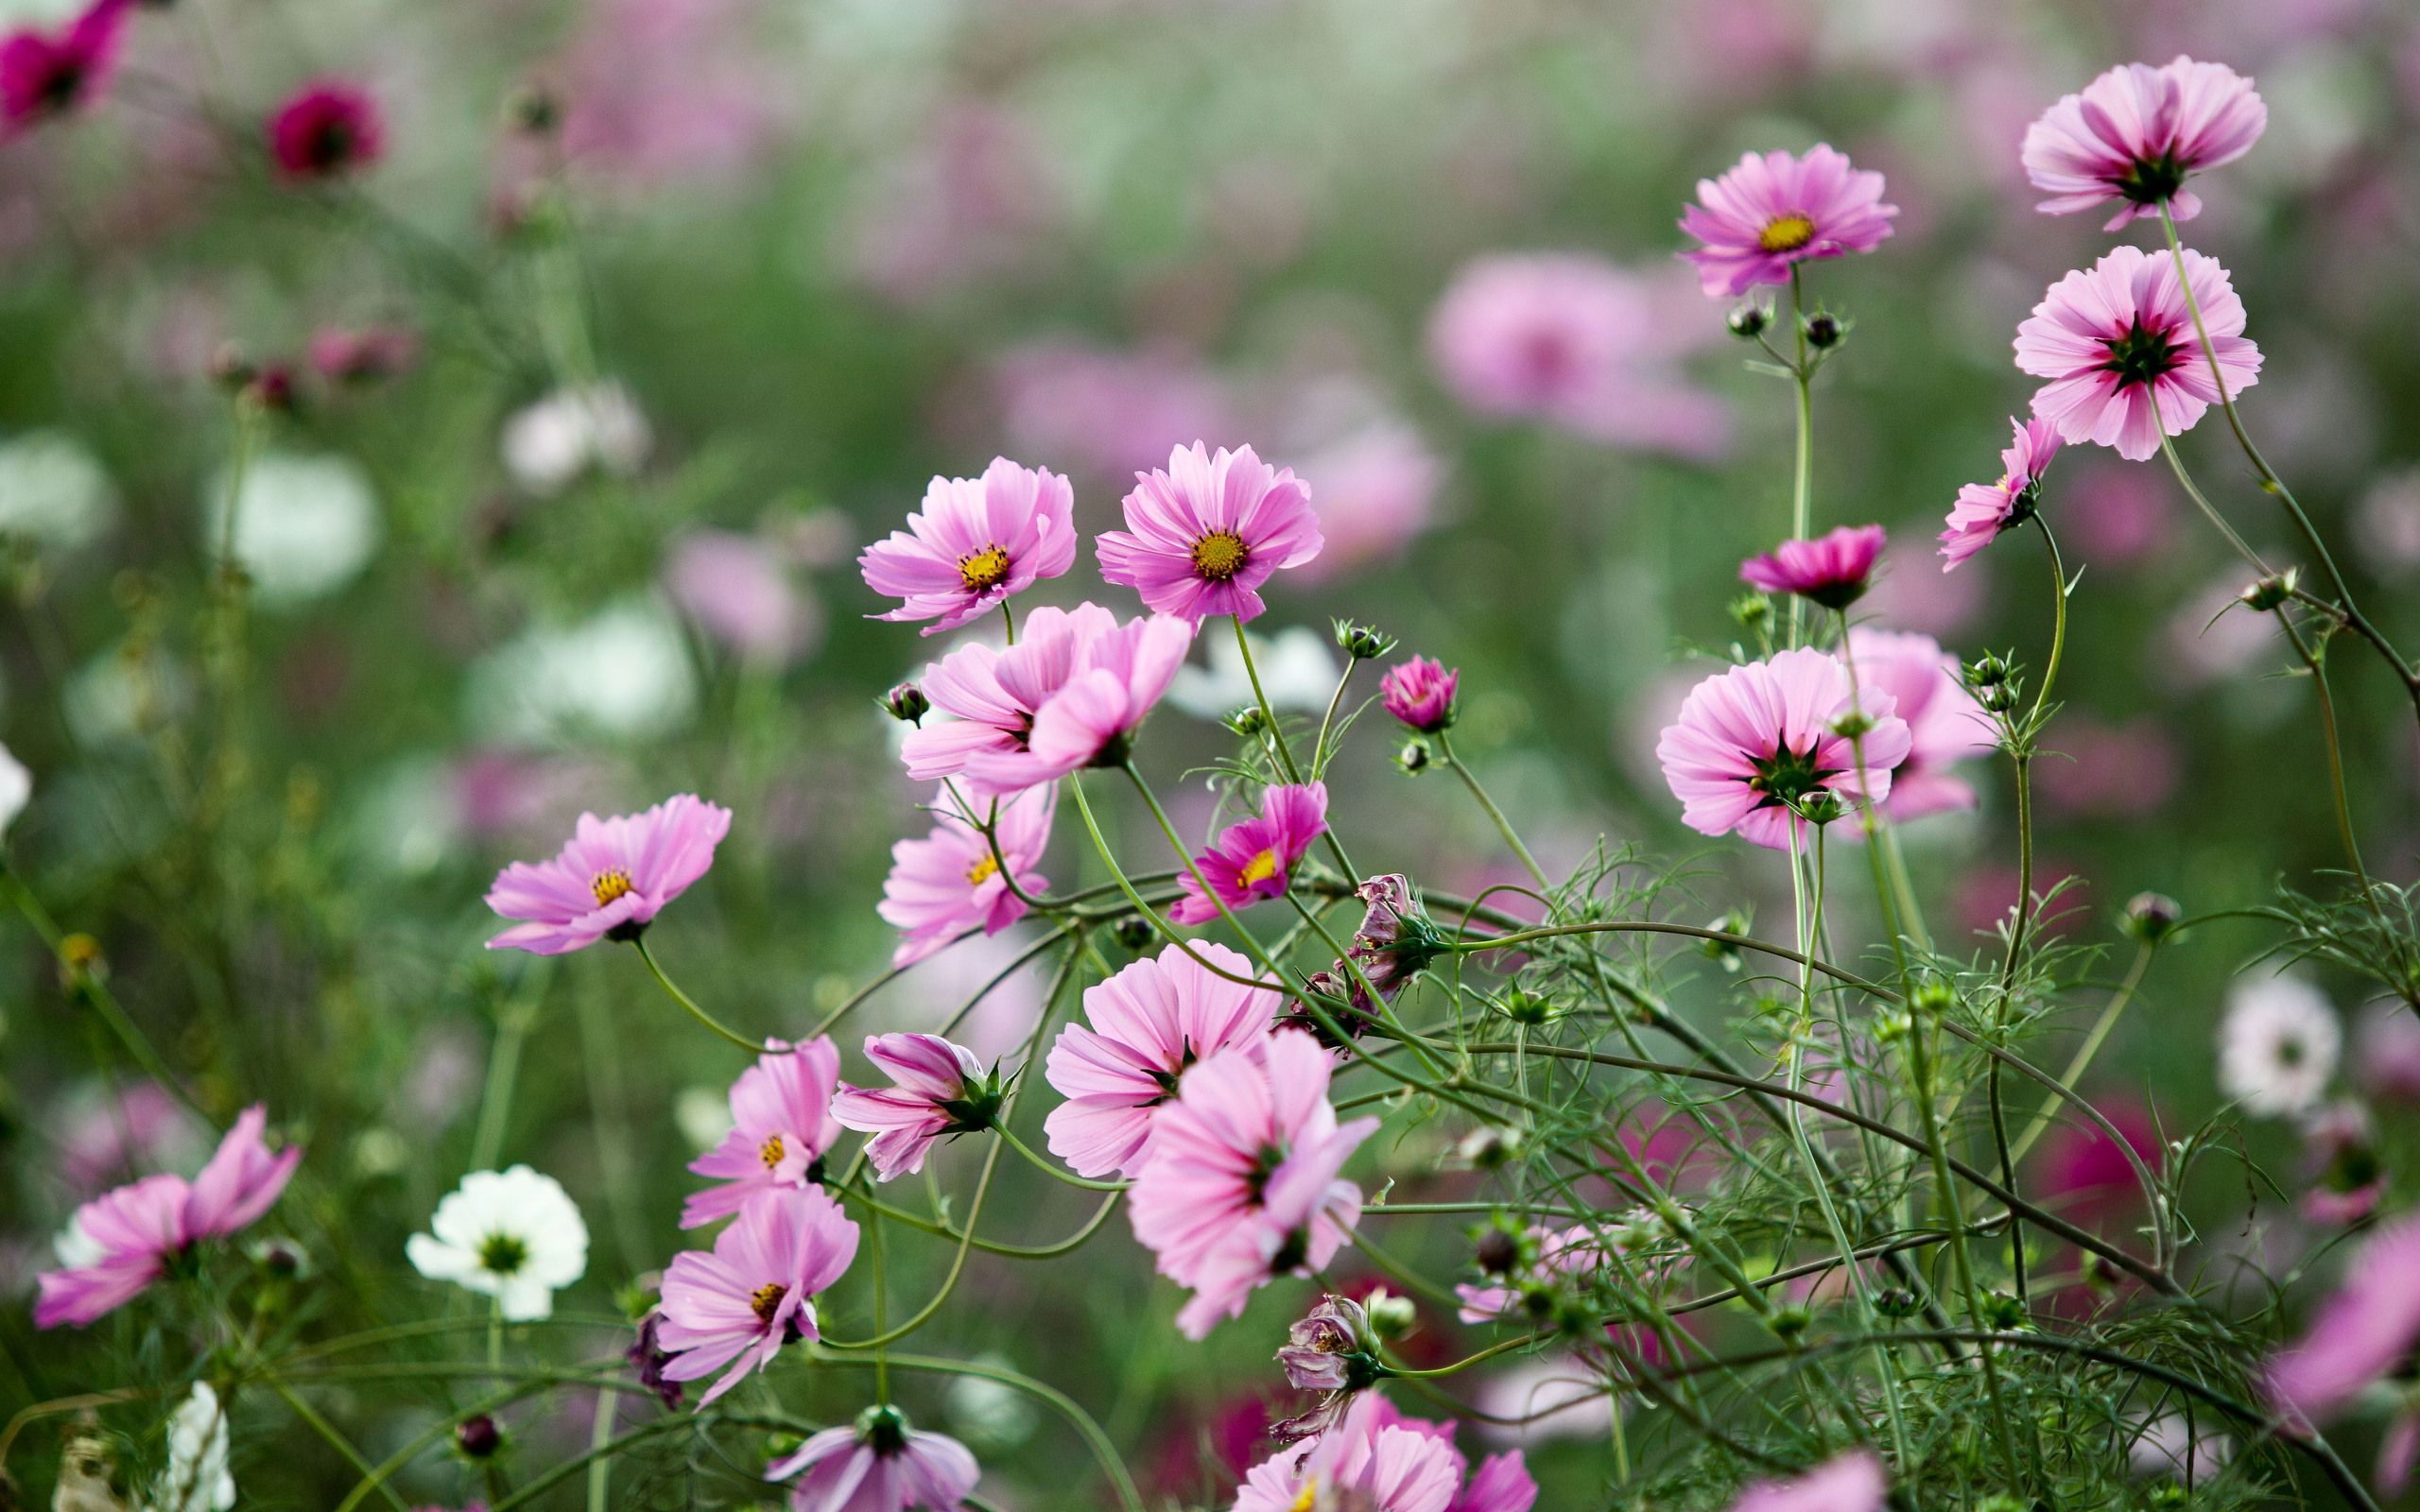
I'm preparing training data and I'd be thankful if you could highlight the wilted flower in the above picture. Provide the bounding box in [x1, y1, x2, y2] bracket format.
[2020, 57, 2266, 231]
[833, 1034, 1000, 1182]
[1940, 418, 2061, 571]
[858, 457, 1078, 635]
[878, 785, 1053, 968]
[1277, 1294, 1384, 1393]
[657, 1186, 860, 1406]
[483, 794, 732, 954]
[1678, 146, 1898, 298]
[1097, 442, 1322, 625]
[2217, 973, 2340, 1118]
[1380, 657, 1459, 734]
[629, 1312, 683, 1407]
[1169, 782, 1328, 925]
[683, 1036, 845, 1228]
[765, 1403, 980, 1512]
[0, 0, 132, 135]
[1738, 524, 1886, 610]
[1656, 649, 1912, 850]
[406, 1165, 590, 1320]
[268, 80, 384, 179]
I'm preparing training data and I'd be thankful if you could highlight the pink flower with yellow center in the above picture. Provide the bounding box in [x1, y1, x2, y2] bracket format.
[656, 1186, 859, 1406]
[682, 1036, 845, 1229]
[876, 783, 1053, 967]
[1097, 442, 1322, 625]
[1168, 782, 1328, 926]
[1677, 146, 1897, 299]
[858, 456, 1077, 635]
[483, 794, 732, 954]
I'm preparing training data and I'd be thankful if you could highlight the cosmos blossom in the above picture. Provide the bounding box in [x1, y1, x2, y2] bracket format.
[1940, 418, 2061, 571]
[1234, 1395, 1536, 1512]
[2265, 1214, 2420, 1430]
[858, 456, 1078, 635]
[832, 1034, 998, 1181]
[484, 795, 732, 954]
[1737, 524, 1887, 610]
[683, 1036, 845, 1228]
[1168, 782, 1328, 925]
[405, 1165, 589, 1321]
[1842, 627, 1995, 822]
[899, 602, 1116, 782]
[0, 0, 133, 136]
[1096, 442, 1322, 624]
[2217, 974, 2339, 1118]
[267, 80, 384, 179]
[1677, 146, 1897, 298]
[956, 609, 1192, 796]
[877, 784, 1053, 967]
[1655, 648, 1912, 850]
[1380, 658, 1458, 734]
[2020, 57, 2266, 232]
[1727, 1451, 1889, 1512]
[656, 1186, 860, 1406]
[766, 1404, 980, 1512]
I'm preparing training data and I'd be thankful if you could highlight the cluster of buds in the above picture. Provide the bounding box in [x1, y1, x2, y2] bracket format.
[1332, 618, 1396, 662]
[1963, 651, 2019, 713]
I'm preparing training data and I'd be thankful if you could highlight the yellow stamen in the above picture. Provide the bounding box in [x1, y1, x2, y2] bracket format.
[759, 1133, 786, 1169]
[1289, 1482, 1319, 1512]
[1190, 531, 1249, 581]
[1237, 849, 1282, 886]
[592, 868, 634, 907]
[959, 545, 1012, 593]
[964, 854, 1000, 885]
[1758, 214, 1816, 253]
[750, 1281, 788, 1326]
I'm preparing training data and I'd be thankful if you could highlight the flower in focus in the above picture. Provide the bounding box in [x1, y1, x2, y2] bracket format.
[1042, 941, 1277, 1178]
[833, 1034, 1000, 1182]
[1738, 524, 1886, 610]
[1380, 657, 1459, 735]
[405, 1165, 589, 1320]
[1097, 442, 1322, 625]
[1655, 647, 1913, 850]
[309, 326, 418, 383]
[2217, 973, 2340, 1119]
[207, 452, 384, 607]
[1727, 1450, 1888, 1512]
[2014, 244, 2261, 462]
[1843, 628, 1994, 822]
[1940, 418, 2061, 571]
[666, 530, 820, 665]
[956, 610, 1193, 796]
[1235, 1394, 1536, 1512]
[1677, 146, 1897, 298]
[1168, 782, 1328, 925]
[898, 603, 1115, 782]
[765, 1402, 980, 1512]
[2298, 1102, 2387, 1228]
[0, 0, 131, 136]
[859, 456, 1077, 635]
[500, 382, 651, 494]
[657, 1186, 860, 1405]
[2264, 1213, 2420, 1428]
[483, 794, 732, 954]
[683, 1035, 845, 1228]
[268, 79, 384, 179]
[2020, 57, 2266, 231]
[154, 1383, 235, 1512]
[1129, 1028, 1380, 1338]
[878, 784, 1053, 968]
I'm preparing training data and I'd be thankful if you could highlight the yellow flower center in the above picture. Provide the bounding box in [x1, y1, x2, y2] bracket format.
[1190, 531, 1249, 581]
[1289, 1481, 1320, 1512]
[964, 854, 1000, 885]
[1237, 848, 1283, 886]
[959, 545, 1012, 593]
[1758, 214, 1816, 253]
[592, 868, 634, 907]
[759, 1133, 786, 1169]
[750, 1281, 788, 1326]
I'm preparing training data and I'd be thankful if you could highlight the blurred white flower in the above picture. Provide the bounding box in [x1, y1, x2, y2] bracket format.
[1475, 1356, 1616, 1445]
[466, 597, 699, 745]
[945, 1355, 1039, 1450]
[0, 742, 28, 835]
[406, 1165, 589, 1320]
[2129, 1414, 2232, 1486]
[205, 453, 382, 607]
[1166, 626, 1338, 720]
[2219, 973, 2341, 1118]
[2354, 470, 2420, 579]
[0, 430, 117, 550]
[153, 1383, 234, 1512]
[674, 1084, 736, 1152]
[65, 647, 193, 747]
[500, 382, 651, 494]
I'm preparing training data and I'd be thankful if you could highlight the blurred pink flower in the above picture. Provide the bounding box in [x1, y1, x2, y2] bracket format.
[1677, 146, 1897, 298]
[2034, 713, 2179, 819]
[849, 103, 1059, 304]
[1954, 862, 2088, 942]
[683, 1035, 844, 1228]
[2062, 462, 2176, 565]
[1280, 421, 1443, 584]
[309, 326, 418, 383]
[877, 783, 1053, 967]
[1861, 529, 1990, 636]
[1728, 1451, 1886, 1512]
[995, 340, 1234, 479]
[2355, 1003, 2420, 1103]
[657, 1185, 858, 1405]
[2353, 471, 2420, 578]
[404, 1028, 481, 1127]
[556, 0, 782, 188]
[268, 80, 383, 180]
[766, 1406, 979, 1512]
[1940, 419, 2059, 571]
[2014, 245, 2261, 462]
[1740, 524, 1886, 610]
[1098, 442, 1322, 625]
[2299, 1102, 2386, 1227]
[833, 1034, 995, 1182]
[859, 457, 1076, 635]
[0, 0, 132, 137]
[667, 530, 820, 663]
[2265, 1213, 2420, 1429]
[2031, 1098, 2160, 1224]
[1169, 782, 1327, 925]
[2020, 57, 2266, 231]
[1456, 1224, 1603, 1324]
[2166, 576, 2278, 684]
[483, 795, 733, 954]
[958, 609, 1192, 796]
[1844, 627, 1994, 821]
[58, 1083, 204, 1194]
[1656, 648, 1912, 850]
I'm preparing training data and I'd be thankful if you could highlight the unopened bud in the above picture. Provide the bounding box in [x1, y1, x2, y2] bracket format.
[59, 934, 106, 998]
[1728, 592, 1773, 633]
[1474, 1226, 1521, 1277]
[1112, 914, 1156, 953]
[1726, 302, 1771, 339]
[209, 342, 255, 391]
[1801, 310, 1848, 350]
[1702, 912, 1749, 973]
[1795, 789, 1843, 826]
[2121, 891, 2183, 945]
[245, 367, 295, 413]
[1829, 710, 1875, 740]
[1977, 680, 2018, 713]
[1451, 1125, 1525, 1171]
[1495, 988, 1554, 1026]
[247, 1236, 308, 1278]
[1766, 1303, 1812, 1340]
[1394, 737, 1432, 775]
[1982, 1290, 2027, 1331]
[455, 1415, 503, 1459]
[2240, 569, 2299, 612]
[1363, 1289, 1417, 1340]
[1875, 1288, 1922, 1319]
[882, 681, 928, 724]
[1964, 653, 2008, 687]
[1910, 982, 1955, 1018]
[1333, 619, 1396, 662]
[1872, 1009, 1913, 1043]
[1225, 706, 1271, 738]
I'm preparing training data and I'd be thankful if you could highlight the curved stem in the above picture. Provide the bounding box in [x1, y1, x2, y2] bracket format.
[994, 1125, 1128, 1191]
[1436, 731, 1548, 891]
[1310, 658, 1357, 777]
[631, 936, 769, 1053]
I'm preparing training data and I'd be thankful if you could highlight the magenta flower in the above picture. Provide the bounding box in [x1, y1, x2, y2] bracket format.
[1380, 658, 1459, 735]
[2265, 1214, 2420, 1429]
[1655, 647, 1913, 850]
[1940, 418, 2061, 571]
[899, 603, 1115, 782]
[2021, 57, 2266, 232]
[36, 1105, 302, 1329]
[1042, 941, 1277, 1178]
[1843, 628, 1994, 822]
[832, 1034, 1000, 1182]
[1728, 1452, 1888, 1512]
[877, 784, 1053, 968]
[1677, 146, 1897, 299]
[1168, 782, 1328, 926]
[766, 1404, 979, 1512]
[1097, 442, 1322, 625]
[2014, 244, 2261, 463]
[682, 1036, 845, 1228]
[1236, 1395, 1535, 1512]
[483, 795, 732, 954]
[1128, 1028, 1380, 1338]
[1738, 524, 1887, 610]
[956, 610, 1193, 796]
[0, 0, 131, 136]
[268, 80, 384, 179]
[309, 326, 419, 384]
[858, 456, 1078, 635]
[657, 1185, 860, 1406]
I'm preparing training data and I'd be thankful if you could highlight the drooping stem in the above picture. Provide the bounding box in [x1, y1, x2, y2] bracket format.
[1436, 731, 1548, 892]
[631, 936, 769, 1053]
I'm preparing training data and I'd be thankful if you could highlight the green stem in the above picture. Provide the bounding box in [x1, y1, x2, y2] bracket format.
[631, 936, 767, 1052]
[271, 1379, 413, 1512]
[2009, 942, 2155, 1167]
[1436, 732, 1548, 891]
[1789, 266, 1813, 647]
[994, 1125, 1128, 1191]
[1310, 658, 1357, 778]
[1232, 614, 1357, 879]
[470, 968, 547, 1172]
[2273, 607, 2374, 898]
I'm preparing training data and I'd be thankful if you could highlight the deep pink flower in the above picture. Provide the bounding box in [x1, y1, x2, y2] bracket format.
[1097, 442, 1322, 625]
[656, 1185, 859, 1406]
[0, 0, 131, 136]
[1677, 146, 1897, 298]
[899, 603, 1115, 782]
[832, 1034, 998, 1182]
[1940, 418, 2061, 571]
[766, 1405, 979, 1512]
[2021, 58, 2266, 231]
[1042, 942, 1278, 1178]
[1236, 1395, 1534, 1512]
[483, 795, 732, 954]
[1168, 782, 1328, 925]
[683, 1036, 845, 1228]
[1843, 628, 1993, 822]
[308, 327, 419, 383]
[1655, 648, 1912, 850]
[2265, 1214, 2420, 1429]
[1738, 524, 1886, 610]
[1129, 1028, 1380, 1338]
[1380, 658, 1459, 734]
[36, 1105, 302, 1329]
[877, 784, 1052, 968]
[268, 80, 384, 179]
[2014, 244, 2261, 463]
[1728, 1451, 1887, 1512]
[956, 610, 1192, 796]
[858, 457, 1077, 635]
[2031, 1098, 2160, 1225]
[667, 531, 816, 664]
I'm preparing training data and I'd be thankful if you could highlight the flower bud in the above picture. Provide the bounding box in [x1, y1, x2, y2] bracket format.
[1728, 591, 1773, 633]
[1910, 981, 1955, 1018]
[1225, 705, 1271, 738]
[1875, 1288, 1922, 1319]
[1333, 618, 1396, 662]
[1794, 789, 1843, 826]
[455, 1415, 503, 1459]
[1976, 680, 2018, 713]
[1726, 301, 1771, 339]
[1982, 1290, 2027, 1331]
[1450, 1125, 1525, 1170]
[247, 1236, 308, 1278]
[1394, 737, 1432, 775]
[883, 680, 928, 724]
[1363, 1288, 1417, 1340]
[1494, 988, 1554, 1026]
[58, 933, 107, 997]
[1964, 653, 2009, 687]
[1872, 1009, 1913, 1043]
[1766, 1303, 1812, 1340]
[246, 367, 296, 414]
[2120, 891, 2183, 946]
[1801, 310, 1848, 350]
[1474, 1225, 1522, 1277]
[2240, 568, 2299, 612]
[1829, 709, 1875, 740]
[1112, 914, 1156, 953]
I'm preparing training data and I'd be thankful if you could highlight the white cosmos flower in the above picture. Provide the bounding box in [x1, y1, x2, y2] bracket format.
[0, 430, 117, 550]
[0, 742, 28, 835]
[406, 1165, 588, 1320]
[205, 453, 382, 607]
[2129, 1414, 2233, 1486]
[151, 1383, 234, 1512]
[1166, 625, 1340, 720]
[464, 596, 699, 745]
[1475, 1356, 1617, 1445]
[500, 382, 651, 495]
[2218, 973, 2341, 1118]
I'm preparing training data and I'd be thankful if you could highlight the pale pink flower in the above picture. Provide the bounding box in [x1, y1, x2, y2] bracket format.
[2033, 714, 2179, 820]
[1738, 524, 1887, 610]
[682, 1036, 845, 1228]
[1728, 1451, 1888, 1512]
[766, 1405, 979, 1512]
[1844, 627, 1994, 822]
[1168, 782, 1328, 925]
[553, 0, 783, 189]
[1097, 442, 1322, 625]
[994, 340, 1233, 480]
[1236, 1395, 1534, 1512]
[2298, 1102, 2387, 1228]
[877, 784, 1053, 968]
[1678, 146, 1898, 298]
[2355, 1004, 2420, 1104]
[1042, 941, 1277, 1178]
[858, 457, 1077, 635]
[1655, 648, 1913, 850]
[2063, 463, 2175, 566]
[58, 1083, 206, 1194]
[309, 327, 418, 384]
[2014, 245, 2262, 463]
[1456, 1225, 1605, 1324]
[1281, 422, 1444, 584]
[483, 795, 732, 954]
[2265, 1213, 2420, 1428]
[666, 531, 819, 664]
[1380, 658, 1458, 734]
[832, 1034, 997, 1182]
[899, 602, 1115, 782]
[2021, 58, 2267, 231]
[1939, 418, 2061, 571]
[657, 1185, 859, 1406]
[956, 610, 1192, 796]
[0, 0, 132, 136]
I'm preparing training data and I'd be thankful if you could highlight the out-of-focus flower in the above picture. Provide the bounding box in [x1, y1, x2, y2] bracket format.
[1168, 782, 1327, 925]
[859, 458, 1077, 636]
[765, 1403, 980, 1512]
[308, 326, 417, 383]
[1475, 1357, 1617, 1446]
[2062, 463, 2175, 566]
[1861, 530, 1990, 637]
[1656, 648, 1912, 850]
[1727, 1451, 1888, 1512]
[2128, 1414, 2233, 1486]
[630, 1310, 683, 1408]
[2166, 576, 2278, 684]
[995, 339, 1234, 480]
[900, 603, 1108, 781]
[268, 80, 383, 179]
[1166, 625, 1337, 721]
[833, 1034, 998, 1182]
[207, 452, 383, 607]
[2031, 1098, 2160, 1224]
[847, 102, 1059, 305]
[1677, 146, 1897, 298]
[406, 1164, 589, 1320]
[466, 596, 700, 743]
[2356, 1004, 2420, 1103]
[1098, 442, 1322, 626]
[0, 0, 130, 136]
[2264, 1213, 2420, 1427]
[657, 1186, 859, 1405]
[57, 1081, 207, 1194]
[667, 530, 821, 665]
[154, 1383, 234, 1512]
[0, 429, 116, 547]
[943, 1354, 1040, 1452]
[1456, 1225, 1607, 1323]
[1739, 524, 1886, 610]
[878, 784, 1053, 968]
[0, 739, 28, 836]
[957, 610, 1192, 796]
[554, 0, 784, 190]
[1282, 421, 1443, 582]
[1842, 628, 1992, 821]
[683, 1035, 844, 1228]
[500, 382, 650, 494]
[2021, 57, 2266, 231]
[483, 794, 731, 954]
[1940, 419, 2060, 571]
[1381, 657, 1459, 735]
[2014, 245, 2261, 463]
[2299, 1101, 2386, 1227]
[2353, 471, 2420, 579]
[2218, 973, 2340, 1118]
[1237, 1394, 1535, 1512]
[2033, 714, 2179, 819]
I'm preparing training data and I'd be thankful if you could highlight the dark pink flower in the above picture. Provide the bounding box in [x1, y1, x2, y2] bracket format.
[1380, 658, 1459, 734]
[2265, 1213, 2420, 1429]
[877, 784, 1052, 968]
[899, 602, 1115, 782]
[766, 1404, 979, 1512]
[1168, 782, 1328, 926]
[1728, 1451, 1887, 1512]
[1843, 628, 1993, 822]
[1677, 146, 1897, 298]
[858, 457, 1077, 635]
[956, 609, 1193, 796]
[832, 1034, 998, 1182]
[2021, 58, 2266, 231]
[2014, 244, 2261, 463]
[656, 1186, 859, 1406]
[308, 326, 419, 383]
[1097, 442, 1322, 625]
[2031, 1097, 2159, 1226]
[1939, 418, 2060, 571]
[0, 0, 131, 136]
[1655, 648, 1912, 850]
[1738, 524, 1886, 610]
[484, 795, 732, 954]
[268, 80, 384, 179]
[683, 1036, 845, 1228]
[666, 531, 817, 664]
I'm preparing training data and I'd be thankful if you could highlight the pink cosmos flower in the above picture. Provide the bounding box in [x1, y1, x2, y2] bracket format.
[666, 531, 817, 664]
[2014, 244, 2262, 463]
[1728, 1451, 1888, 1512]
[1281, 422, 1444, 584]
[1381, 658, 1459, 734]
[0, 0, 131, 136]
[268, 80, 384, 179]
[1096, 442, 1322, 625]
[956, 610, 1193, 796]
[1677, 146, 1898, 298]
[682, 1035, 845, 1228]
[484, 795, 732, 954]
[766, 1404, 979, 1512]
[1940, 418, 2061, 571]
[1168, 782, 1328, 926]
[36, 1105, 302, 1329]
[832, 1034, 998, 1182]
[656, 1185, 860, 1406]
[59, 1083, 206, 1194]
[1843, 627, 1994, 822]
[309, 327, 419, 383]
[994, 339, 1235, 480]
[2298, 1103, 2387, 1228]
[900, 602, 1115, 782]
[2020, 58, 2267, 231]
[1129, 1028, 1380, 1338]
[1738, 524, 1886, 610]
[1235, 1395, 1535, 1512]
[1456, 1225, 1605, 1324]
[1655, 647, 1913, 850]
[858, 457, 1077, 635]
[2355, 1004, 2420, 1104]
[1042, 941, 1278, 1178]
[2265, 1213, 2420, 1429]
[877, 784, 1052, 968]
